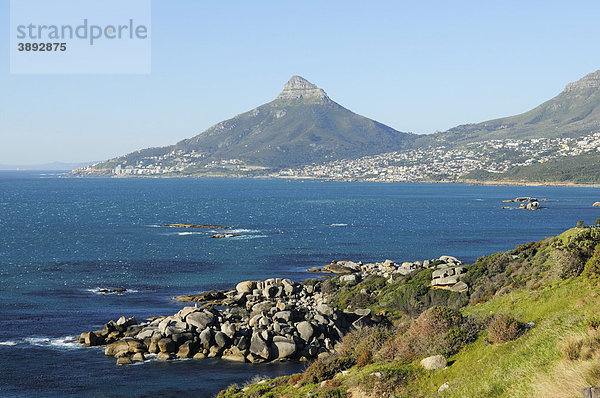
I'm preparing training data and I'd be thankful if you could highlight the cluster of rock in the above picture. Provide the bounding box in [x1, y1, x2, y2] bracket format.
[502, 197, 538, 203]
[311, 255, 468, 293]
[160, 223, 229, 229]
[315, 255, 463, 280]
[79, 278, 380, 365]
[501, 197, 545, 210]
[519, 201, 539, 210]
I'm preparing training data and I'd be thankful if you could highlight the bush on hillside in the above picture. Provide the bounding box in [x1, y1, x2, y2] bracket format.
[379, 306, 480, 362]
[553, 228, 600, 279]
[337, 325, 393, 367]
[300, 356, 355, 385]
[583, 243, 600, 279]
[487, 314, 524, 344]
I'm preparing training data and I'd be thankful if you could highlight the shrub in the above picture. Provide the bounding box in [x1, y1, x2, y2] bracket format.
[554, 249, 586, 279]
[301, 356, 355, 385]
[312, 388, 348, 398]
[288, 373, 302, 386]
[583, 243, 600, 279]
[216, 385, 241, 398]
[386, 269, 468, 316]
[337, 326, 393, 361]
[379, 306, 480, 362]
[487, 314, 524, 344]
[588, 317, 600, 330]
[356, 350, 372, 368]
[562, 337, 584, 360]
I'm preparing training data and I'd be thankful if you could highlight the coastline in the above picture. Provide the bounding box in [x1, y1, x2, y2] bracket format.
[77, 256, 464, 366]
[68, 172, 600, 188]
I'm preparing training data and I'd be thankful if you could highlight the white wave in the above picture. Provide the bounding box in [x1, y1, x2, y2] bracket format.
[327, 223, 348, 227]
[23, 336, 81, 350]
[177, 232, 196, 236]
[226, 228, 260, 234]
[234, 234, 268, 240]
[0, 340, 17, 346]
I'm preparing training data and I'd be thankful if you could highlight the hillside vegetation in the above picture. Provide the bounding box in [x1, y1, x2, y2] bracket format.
[218, 227, 600, 397]
[462, 153, 600, 184]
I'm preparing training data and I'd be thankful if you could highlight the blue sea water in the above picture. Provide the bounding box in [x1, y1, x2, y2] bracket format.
[1, 171, 599, 397]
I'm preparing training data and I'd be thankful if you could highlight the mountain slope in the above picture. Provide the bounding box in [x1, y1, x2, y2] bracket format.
[435, 70, 600, 145]
[79, 76, 414, 175]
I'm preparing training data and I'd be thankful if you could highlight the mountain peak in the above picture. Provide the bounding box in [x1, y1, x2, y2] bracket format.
[562, 70, 600, 94]
[276, 75, 329, 101]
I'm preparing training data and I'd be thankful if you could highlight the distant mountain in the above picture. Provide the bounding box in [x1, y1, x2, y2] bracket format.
[435, 70, 600, 145]
[79, 76, 414, 175]
[76, 71, 600, 183]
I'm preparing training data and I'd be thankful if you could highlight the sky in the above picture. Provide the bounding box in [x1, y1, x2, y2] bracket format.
[2, 0, 600, 164]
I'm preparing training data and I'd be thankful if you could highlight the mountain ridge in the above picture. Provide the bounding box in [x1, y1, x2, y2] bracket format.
[435, 69, 600, 144]
[77, 76, 414, 175]
[76, 70, 600, 182]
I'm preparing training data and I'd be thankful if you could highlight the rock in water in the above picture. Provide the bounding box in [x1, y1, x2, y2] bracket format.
[116, 356, 133, 365]
[211, 233, 241, 238]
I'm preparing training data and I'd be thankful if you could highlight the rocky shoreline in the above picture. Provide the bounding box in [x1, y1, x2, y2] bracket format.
[77, 255, 465, 365]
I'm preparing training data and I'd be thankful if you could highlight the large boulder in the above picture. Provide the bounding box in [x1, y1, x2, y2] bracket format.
[136, 327, 158, 340]
[274, 311, 293, 323]
[450, 281, 468, 293]
[249, 333, 271, 359]
[272, 337, 297, 359]
[157, 338, 177, 353]
[199, 328, 212, 349]
[420, 355, 447, 370]
[105, 340, 130, 357]
[214, 331, 229, 349]
[186, 311, 215, 330]
[297, 321, 315, 342]
[316, 303, 334, 316]
[340, 274, 359, 284]
[439, 255, 461, 265]
[236, 281, 256, 294]
[158, 317, 187, 337]
[82, 331, 103, 347]
[177, 306, 201, 320]
[322, 262, 353, 274]
[176, 340, 194, 359]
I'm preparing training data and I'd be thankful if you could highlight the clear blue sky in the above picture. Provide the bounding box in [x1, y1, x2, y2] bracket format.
[2, 0, 600, 164]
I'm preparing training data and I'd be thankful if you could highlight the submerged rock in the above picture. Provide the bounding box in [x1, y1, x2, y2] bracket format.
[161, 223, 229, 229]
[211, 233, 241, 238]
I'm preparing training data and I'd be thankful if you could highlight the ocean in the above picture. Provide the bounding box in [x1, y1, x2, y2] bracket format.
[1, 171, 599, 397]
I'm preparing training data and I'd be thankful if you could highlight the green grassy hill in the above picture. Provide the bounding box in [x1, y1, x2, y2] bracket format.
[435, 70, 600, 145]
[219, 227, 600, 397]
